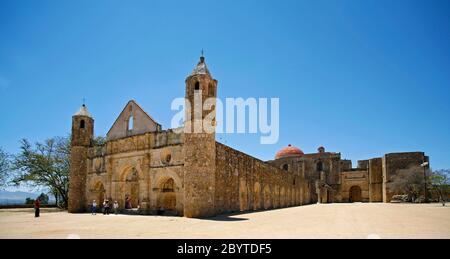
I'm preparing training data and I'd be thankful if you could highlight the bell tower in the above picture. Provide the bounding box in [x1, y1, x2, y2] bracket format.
[68, 104, 94, 213]
[183, 55, 218, 218]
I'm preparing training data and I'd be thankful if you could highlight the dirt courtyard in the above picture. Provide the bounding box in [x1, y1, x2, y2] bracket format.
[0, 203, 449, 239]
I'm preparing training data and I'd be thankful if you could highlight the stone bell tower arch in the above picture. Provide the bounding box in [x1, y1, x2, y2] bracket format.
[68, 103, 94, 212]
[183, 54, 218, 218]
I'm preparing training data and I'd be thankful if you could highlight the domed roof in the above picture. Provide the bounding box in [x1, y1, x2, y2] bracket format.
[190, 56, 211, 76]
[275, 144, 304, 159]
[74, 104, 92, 118]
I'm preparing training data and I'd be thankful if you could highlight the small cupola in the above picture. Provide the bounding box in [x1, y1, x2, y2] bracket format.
[190, 54, 211, 76]
[74, 104, 93, 118]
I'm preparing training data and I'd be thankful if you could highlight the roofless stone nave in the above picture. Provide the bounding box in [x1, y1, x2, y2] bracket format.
[68, 56, 430, 218]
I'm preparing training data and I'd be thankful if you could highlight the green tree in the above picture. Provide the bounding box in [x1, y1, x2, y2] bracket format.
[37, 193, 49, 205]
[12, 137, 70, 208]
[430, 169, 450, 206]
[25, 197, 35, 205]
[0, 147, 10, 188]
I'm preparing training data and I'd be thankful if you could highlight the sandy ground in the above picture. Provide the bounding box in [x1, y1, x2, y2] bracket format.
[0, 203, 449, 239]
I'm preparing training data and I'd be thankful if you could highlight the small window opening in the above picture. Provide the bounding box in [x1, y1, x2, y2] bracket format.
[128, 116, 134, 131]
[282, 164, 289, 171]
[194, 82, 200, 91]
[80, 120, 85, 129]
[316, 161, 323, 172]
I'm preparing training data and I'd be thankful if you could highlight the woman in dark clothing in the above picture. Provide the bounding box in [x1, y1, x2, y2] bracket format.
[104, 199, 110, 215]
[34, 198, 40, 218]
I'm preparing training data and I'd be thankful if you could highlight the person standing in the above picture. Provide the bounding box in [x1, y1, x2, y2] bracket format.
[91, 200, 97, 215]
[104, 199, 110, 215]
[34, 198, 40, 218]
[113, 201, 119, 215]
[102, 199, 107, 214]
[125, 196, 131, 209]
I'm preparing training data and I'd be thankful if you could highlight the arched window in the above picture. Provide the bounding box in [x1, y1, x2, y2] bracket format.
[128, 116, 134, 131]
[194, 82, 200, 91]
[316, 161, 323, 172]
[80, 120, 85, 129]
[282, 164, 289, 171]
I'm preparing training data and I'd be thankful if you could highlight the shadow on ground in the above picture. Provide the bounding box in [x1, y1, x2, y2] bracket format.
[203, 214, 249, 221]
[201, 204, 323, 221]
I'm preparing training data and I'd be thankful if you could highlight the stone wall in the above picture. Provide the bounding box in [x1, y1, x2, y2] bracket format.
[74, 115, 430, 217]
[368, 158, 383, 202]
[85, 130, 185, 215]
[184, 133, 216, 218]
[103, 129, 183, 156]
[382, 152, 428, 202]
[340, 170, 369, 202]
[340, 159, 352, 172]
[215, 143, 310, 215]
[357, 160, 369, 169]
[68, 146, 88, 212]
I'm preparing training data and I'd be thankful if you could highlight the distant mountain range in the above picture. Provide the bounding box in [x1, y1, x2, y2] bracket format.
[0, 190, 54, 205]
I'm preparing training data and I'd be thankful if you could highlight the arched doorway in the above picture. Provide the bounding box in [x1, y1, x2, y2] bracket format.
[239, 180, 248, 212]
[122, 167, 139, 209]
[291, 188, 295, 205]
[273, 185, 279, 208]
[286, 188, 291, 206]
[280, 187, 286, 207]
[92, 181, 105, 205]
[300, 187, 304, 205]
[263, 185, 271, 210]
[156, 178, 177, 214]
[253, 182, 261, 210]
[349, 186, 362, 202]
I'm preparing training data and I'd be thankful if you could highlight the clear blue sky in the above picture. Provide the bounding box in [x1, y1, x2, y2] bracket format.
[1, 0, 449, 170]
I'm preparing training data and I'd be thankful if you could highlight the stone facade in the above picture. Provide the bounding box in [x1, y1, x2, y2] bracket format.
[68, 56, 430, 218]
[382, 152, 429, 202]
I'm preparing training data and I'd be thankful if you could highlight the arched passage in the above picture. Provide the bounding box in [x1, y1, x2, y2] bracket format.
[239, 179, 248, 212]
[286, 188, 291, 206]
[253, 182, 261, 210]
[156, 177, 177, 214]
[121, 167, 140, 209]
[291, 188, 295, 206]
[92, 181, 105, 205]
[280, 187, 286, 207]
[349, 186, 362, 202]
[272, 185, 279, 209]
[263, 185, 272, 210]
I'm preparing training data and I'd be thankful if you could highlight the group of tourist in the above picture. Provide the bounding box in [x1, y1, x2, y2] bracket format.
[33, 196, 136, 218]
[34, 196, 135, 218]
[91, 199, 119, 215]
